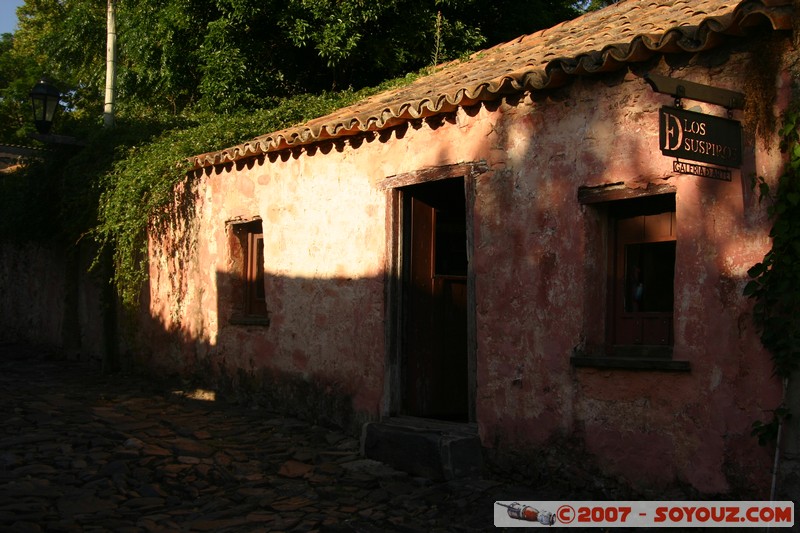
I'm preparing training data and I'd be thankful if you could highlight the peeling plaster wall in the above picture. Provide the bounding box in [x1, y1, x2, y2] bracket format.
[470, 50, 786, 495]
[144, 137, 395, 431]
[143, 45, 787, 494]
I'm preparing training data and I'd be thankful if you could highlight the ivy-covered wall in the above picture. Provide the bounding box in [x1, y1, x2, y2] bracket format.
[744, 33, 800, 500]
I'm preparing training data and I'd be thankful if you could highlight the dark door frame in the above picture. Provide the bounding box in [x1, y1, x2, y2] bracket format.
[379, 161, 488, 423]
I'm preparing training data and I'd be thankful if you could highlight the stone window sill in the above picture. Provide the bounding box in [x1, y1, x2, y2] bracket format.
[229, 315, 270, 327]
[571, 346, 690, 372]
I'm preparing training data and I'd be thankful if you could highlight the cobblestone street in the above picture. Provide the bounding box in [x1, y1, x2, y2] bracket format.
[0, 344, 577, 532]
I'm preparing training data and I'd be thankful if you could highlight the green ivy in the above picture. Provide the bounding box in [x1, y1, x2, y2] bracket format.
[745, 106, 800, 444]
[93, 75, 419, 308]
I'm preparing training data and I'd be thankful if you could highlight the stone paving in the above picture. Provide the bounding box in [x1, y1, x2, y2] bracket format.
[0, 344, 607, 532]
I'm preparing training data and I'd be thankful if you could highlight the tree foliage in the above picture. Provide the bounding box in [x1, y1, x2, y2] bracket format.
[3, 0, 580, 121]
[0, 0, 583, 307]
[574, 0, 619, 11]
[745, 106, 800, 445]
[92, 79, 417, 306]
[0, 33, 44, 143]
[746, 108, 800, 377]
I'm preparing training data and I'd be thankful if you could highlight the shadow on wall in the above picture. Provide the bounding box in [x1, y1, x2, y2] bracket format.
[77, 55, 786, 497]
[143, 72, 778, 494]
[0, 240, 110, 364]
[132, 268, 386, 437]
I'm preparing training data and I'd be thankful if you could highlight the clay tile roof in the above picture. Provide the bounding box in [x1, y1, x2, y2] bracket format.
[191, 0, 792, 168]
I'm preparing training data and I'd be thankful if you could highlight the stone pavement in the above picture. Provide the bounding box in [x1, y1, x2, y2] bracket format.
[0, 344, 608, 532]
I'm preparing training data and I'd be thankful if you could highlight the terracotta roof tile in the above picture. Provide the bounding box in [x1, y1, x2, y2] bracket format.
[192, 0, 792, 168]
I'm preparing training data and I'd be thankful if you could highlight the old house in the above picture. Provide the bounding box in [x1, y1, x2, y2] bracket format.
[134, 0, 796, 495]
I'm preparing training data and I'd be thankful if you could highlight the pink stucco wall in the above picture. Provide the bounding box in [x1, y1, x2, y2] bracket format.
[143, 45, 788, 494]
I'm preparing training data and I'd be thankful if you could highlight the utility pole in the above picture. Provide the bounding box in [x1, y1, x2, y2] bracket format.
[102, 0, 120, 374]
[104, 0, 117, 129]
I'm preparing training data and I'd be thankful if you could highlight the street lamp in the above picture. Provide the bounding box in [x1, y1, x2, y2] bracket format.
[29, 80, 61, 135]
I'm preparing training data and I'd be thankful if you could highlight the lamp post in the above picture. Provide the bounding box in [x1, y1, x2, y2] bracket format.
[28, 80, 86, 146]
[29, 80, 61, 135]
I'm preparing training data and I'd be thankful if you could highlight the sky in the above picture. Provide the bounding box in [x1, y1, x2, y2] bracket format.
[0, 0, 25, 36]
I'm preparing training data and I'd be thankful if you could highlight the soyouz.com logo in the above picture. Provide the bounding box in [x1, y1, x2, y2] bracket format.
[494, 501, 794, 528]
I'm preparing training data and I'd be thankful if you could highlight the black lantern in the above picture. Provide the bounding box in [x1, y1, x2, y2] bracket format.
[29, 80, 61, 135]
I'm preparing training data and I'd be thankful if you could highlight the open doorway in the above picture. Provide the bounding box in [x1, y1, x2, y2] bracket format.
[401, 177, 471, 422]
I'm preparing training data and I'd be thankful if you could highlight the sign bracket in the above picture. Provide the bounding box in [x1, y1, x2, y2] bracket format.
[645, 73, 744, 111]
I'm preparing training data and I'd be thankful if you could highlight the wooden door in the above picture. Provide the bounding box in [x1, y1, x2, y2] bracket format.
[403, 179, 469, 421]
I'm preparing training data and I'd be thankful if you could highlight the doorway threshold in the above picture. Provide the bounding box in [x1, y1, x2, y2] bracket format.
[360, 416, 482, 480]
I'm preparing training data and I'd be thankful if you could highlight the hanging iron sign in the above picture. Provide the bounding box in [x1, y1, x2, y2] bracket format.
[659, 106, 742, 168]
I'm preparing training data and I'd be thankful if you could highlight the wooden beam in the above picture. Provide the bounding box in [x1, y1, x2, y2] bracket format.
[645, 73, 745, 110]
[577, 182, 676, 204]
[378, 161, 489, 190]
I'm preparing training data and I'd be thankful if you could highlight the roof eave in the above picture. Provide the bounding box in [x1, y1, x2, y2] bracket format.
[190, 0, 793, 170]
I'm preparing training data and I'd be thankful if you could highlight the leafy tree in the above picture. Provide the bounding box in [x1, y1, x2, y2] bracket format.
[574, 0, 619, 11]
[14, 0, 107, 121]
[460, 0, 584, 46]
[8, 0, 580, 119]
[0, 33, 41, 143]
[1, 0, 583, 305]
[746, 108, 800, 445]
